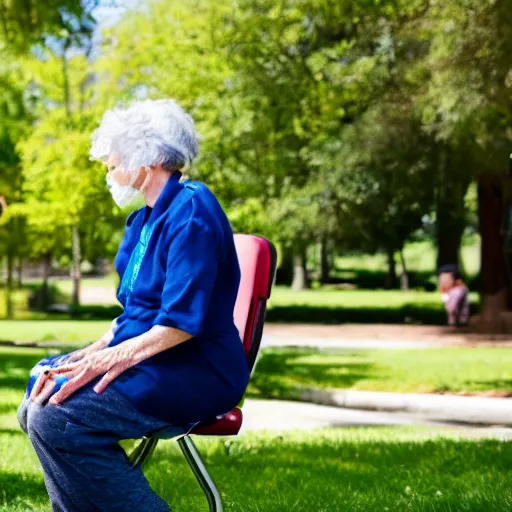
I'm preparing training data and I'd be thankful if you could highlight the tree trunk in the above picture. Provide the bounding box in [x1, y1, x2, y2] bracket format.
[436, 210, 466, 270]
[5, 251, 14, 318]
[17, 256, 23, 288]
[385, 249, 397, 289]
[291, 247, 310, 291]
[477, 173, 509, 329]
[41, 252, 52, 310]
[399, 249, 409, 291]
[320, 235, 330, 284]
[276, 247, 293, 286]
[72, 225, 81, 307]
[436, 181, 469, 270]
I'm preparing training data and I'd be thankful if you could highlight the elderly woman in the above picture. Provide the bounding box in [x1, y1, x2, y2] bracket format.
[17, 99, 250, 511]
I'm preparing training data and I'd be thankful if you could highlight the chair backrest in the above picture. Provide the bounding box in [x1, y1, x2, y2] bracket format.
[233, 234, 277, 372]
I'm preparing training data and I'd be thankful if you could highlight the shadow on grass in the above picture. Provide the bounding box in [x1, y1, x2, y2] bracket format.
[247, 348, 377, 399]
[0, 402, 22, 415]
[148, 434, 512, 512]
[0, 427, 24, 436]
[464, 379, 512, 395]
[0, 470, 47, 504]
[0, 350, 45, 392]
[265, 304, 452, 325]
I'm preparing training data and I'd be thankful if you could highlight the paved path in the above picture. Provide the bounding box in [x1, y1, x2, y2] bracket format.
[240, 399, 512, 439]
[261, 335, 435, 349]
[262, 323, 512, 349]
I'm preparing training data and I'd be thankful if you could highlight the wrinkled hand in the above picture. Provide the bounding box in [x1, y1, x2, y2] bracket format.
[60, 335, 112, 365]
[30, 345, 136, 406]
[60, 346, 94, 364]
[30, 371, 58, 405]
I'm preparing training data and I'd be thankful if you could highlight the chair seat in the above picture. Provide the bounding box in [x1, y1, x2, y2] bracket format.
[191, 407, 243, 436]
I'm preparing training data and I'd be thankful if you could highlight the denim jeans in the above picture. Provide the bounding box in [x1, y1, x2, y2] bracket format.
[17, 377, 176, 512]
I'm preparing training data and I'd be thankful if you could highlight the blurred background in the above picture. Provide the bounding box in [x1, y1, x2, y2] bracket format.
[0, 1, 511, 511]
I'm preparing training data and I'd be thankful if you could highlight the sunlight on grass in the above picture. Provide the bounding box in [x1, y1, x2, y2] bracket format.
[269, 287, 479, 308]
[0, 321, 111, 344]
[0, 346, 510, 511]
[249, 347, 512, 397]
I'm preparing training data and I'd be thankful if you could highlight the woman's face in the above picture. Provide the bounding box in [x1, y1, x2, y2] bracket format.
[438, 272, 455, 293]
[106, 154, 142, 187]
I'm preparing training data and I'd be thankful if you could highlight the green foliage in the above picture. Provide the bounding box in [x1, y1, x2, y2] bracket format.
[2, 0, 512, 301]
[0, 0, 89, 50]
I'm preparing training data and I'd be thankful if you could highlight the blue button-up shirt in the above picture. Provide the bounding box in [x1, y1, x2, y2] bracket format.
[108, 173, 249, 425]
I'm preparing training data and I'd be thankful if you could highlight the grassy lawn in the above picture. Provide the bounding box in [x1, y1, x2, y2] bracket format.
[249, 347, 512, 398]
[266, 287, 478, 324]
[0, 320, 111, 344]
[269, 287, 479, 308]
[0, 346, 511, 511]
[51, 275, 119, 294]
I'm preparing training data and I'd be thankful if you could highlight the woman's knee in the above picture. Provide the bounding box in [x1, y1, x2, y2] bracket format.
[27, 403, 70, 448]
[17, 397, 30, 434]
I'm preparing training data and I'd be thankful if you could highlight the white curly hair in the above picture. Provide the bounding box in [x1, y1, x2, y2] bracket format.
[89, 98, 199, 174]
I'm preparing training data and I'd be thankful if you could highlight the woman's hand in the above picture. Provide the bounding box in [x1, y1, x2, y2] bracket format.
[59, 337, 111, 365]
[60, 322, 117, 365]
[30, 324, 192, 406]
[30, 344, 136, 406]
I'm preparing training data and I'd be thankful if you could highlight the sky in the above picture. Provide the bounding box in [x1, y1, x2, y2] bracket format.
[79, 0, 143, 60]
[92, 0, 142, 28]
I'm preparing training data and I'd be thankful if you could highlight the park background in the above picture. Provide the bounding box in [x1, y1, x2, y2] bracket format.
[0, 0, 511, 511]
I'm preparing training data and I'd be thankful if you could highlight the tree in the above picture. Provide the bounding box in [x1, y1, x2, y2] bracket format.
[0, 55, 30, 316]
[0, 0, 109, 313]
[0, 0, 87, 51]
[415, 0, 512, 327]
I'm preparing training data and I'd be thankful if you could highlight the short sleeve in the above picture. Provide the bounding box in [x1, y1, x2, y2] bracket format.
[153, 217, 219, 337]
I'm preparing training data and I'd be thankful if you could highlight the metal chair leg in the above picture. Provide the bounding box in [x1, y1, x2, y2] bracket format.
[177, 436, 223, 512]
[129, 436, 159, 469]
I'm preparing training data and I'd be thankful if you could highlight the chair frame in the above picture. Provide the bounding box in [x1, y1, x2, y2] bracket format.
[129, 235, 277, 512]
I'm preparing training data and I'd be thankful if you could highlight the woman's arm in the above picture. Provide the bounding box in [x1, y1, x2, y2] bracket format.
[92, 325, 193, 394]
[30, 325, 192, 405]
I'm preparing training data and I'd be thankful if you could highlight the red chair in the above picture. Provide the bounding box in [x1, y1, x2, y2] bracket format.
[129, 234, 277, 512]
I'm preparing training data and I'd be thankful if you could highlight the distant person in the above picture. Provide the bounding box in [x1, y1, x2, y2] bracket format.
[438, 264, 470, 327]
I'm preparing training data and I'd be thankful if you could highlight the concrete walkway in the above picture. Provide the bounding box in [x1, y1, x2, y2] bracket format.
[298, 389, 512, 426]
[240, 398, 512, 439]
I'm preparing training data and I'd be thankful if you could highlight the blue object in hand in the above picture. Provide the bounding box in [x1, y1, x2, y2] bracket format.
[26, 353, 70, 398]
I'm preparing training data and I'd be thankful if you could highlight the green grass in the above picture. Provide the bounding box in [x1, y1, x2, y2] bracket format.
[269, 287, 478, 308]
[249, 347, 512, 398]
[0, 346, 511, 511]
[0, 320, 112, 344]
[267, 287, 478, 324]
[51, 275, 119, 294]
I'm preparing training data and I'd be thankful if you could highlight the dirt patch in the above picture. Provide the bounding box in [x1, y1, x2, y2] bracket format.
[434, 390, 512, 398]
[264, 323, 512, 347]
